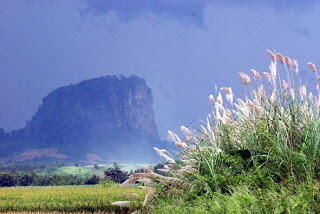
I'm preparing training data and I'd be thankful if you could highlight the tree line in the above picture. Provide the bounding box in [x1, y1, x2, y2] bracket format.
[0, 173, 100, 187]
[0, 162, 164, 187]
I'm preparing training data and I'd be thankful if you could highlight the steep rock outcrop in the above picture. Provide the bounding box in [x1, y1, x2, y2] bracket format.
[1, 75, 162, 163]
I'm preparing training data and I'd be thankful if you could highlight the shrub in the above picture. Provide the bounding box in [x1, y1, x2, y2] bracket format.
[104, 162, 128, 183]
[85, 174, 101, 185]
[155, 51, 320, 190]
[0, 173, 16, 187]
[97, 178, 118, 188]
[129, 50, 320, 210]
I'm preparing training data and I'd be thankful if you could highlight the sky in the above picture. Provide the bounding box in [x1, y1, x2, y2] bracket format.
[1, 0, 320, 139]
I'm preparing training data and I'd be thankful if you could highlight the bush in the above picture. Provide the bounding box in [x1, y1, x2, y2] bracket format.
[104, 162, 128, 183]
[147, 50, 320, 212]
[85, 175, 100, 185]
[0, 173, 16, 187]
[97, 178, 118, 188]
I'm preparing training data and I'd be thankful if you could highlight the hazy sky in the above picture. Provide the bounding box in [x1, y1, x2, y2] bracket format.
[1, 0, 320, 139]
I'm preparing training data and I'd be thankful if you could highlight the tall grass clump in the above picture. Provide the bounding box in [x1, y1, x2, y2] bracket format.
[125, 50, 320, 212]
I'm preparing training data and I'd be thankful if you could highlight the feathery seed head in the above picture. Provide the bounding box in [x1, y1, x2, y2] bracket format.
[314, 96, 319, 107]
[257, 84, 265, 98]
[184, 135, 191, 142]
[220, 87, 232, 95]
[269, 61, 277, 82]
[239, 72, 251, 84]
[269, 90, 277, 103]
[180, 125, 192, 136]
[157, 168, 169, 173]
[143, 189, 156, 207]
[281, 80, 288, 91]
[174, 134, 182, 143]
[226, 109, 232, 117]
[247, 102, 255, 113]
[285, 56, 292, 67]
[175, 142, 183, 148]
[266, 49, 276, 61]
[137, 178, 152, 185]
[252, 90, 258, 100]
[143, 167, 153, 174]
[153, 147, 176, 164]
[299, 86, 307, 99]
[307, 62, 317, 72]
[247, 101, 263, 114]
[275, 52, 285, 64]
[317, 76, 320, 86]
[217, 92, 223, 105]
[293, 60, 299, 75]
[226, 92, 233, 105]
[163, 165, 171, 170]
[168, 130, 176, 142]
[181, 142, 189, 150]
[209, 94, 215, 103]
[249, 69, 261, 80]
[112, 201, 131, 207]
[308, 92, 313, 102]
[220, 87, 233, 104]
[263, 72, 272, 82]
[290, 88, 295, 100]
[292, 59, 298, 68]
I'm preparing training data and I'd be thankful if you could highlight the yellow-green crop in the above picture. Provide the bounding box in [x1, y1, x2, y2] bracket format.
[0, 186, 147, 213]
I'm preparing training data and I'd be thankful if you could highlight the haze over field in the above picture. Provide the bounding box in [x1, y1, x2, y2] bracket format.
[1, 0, 320, 139]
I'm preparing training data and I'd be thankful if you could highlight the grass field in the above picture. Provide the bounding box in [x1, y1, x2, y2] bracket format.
[35, 163, 153, 177]
[0, 186, 147, 213]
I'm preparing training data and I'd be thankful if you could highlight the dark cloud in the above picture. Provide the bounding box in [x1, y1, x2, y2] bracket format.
[294, 28, 310, 37]
[81, 0, 207, 26]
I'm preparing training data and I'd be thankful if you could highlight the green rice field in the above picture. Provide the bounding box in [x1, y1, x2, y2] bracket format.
[0, 186, 147, 213]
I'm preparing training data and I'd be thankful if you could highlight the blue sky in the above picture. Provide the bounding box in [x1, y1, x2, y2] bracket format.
[1, 0, 320, 138]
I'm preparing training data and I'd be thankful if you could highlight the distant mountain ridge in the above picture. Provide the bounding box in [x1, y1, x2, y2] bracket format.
[0, 75, 164, 163]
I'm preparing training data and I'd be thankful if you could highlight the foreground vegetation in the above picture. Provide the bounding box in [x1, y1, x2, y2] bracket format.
[0, 186, 147, 213]
[122, 51, 320, 213]
[149, 182, 320, 213]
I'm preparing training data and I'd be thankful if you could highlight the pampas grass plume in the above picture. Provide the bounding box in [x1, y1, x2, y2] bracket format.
[266, 49, 276, 61]
[239, 72, 251, 84]
[209, 94, 215, 103]
[308, 62, 317, 72]
[112, 201, 131, 207]
[180, 125, 192, 136]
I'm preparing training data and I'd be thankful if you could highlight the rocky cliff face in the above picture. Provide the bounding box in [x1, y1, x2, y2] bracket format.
[1, 75, 163, 163]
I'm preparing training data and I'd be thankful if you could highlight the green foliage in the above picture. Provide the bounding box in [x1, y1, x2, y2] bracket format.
[0, 173, 15, 187]
[104, 162, 128, 183]
[97, 178, 118, 188]
[0, 173, 101, 187]
[85, 174, 101, 185]
[150, 182, 320, 214]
